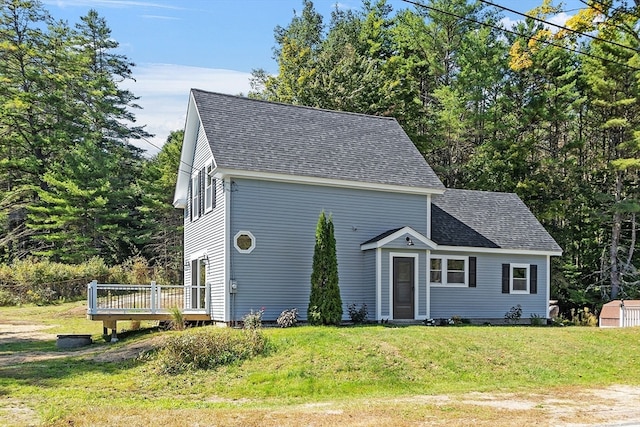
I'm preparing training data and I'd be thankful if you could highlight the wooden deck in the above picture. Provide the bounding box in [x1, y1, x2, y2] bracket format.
[87, 280, 212, 340]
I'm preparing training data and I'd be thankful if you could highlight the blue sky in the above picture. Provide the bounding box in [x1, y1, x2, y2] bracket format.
[42, 0, 584, 154]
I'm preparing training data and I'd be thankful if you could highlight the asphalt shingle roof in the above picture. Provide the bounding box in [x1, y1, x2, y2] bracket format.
[192, 89, 444, 190]
[431, 189, 562, 252]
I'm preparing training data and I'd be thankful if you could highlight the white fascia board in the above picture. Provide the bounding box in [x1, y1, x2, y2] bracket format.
[434, 245, 562, 257]
[173, 198, 187, 209]
[360, 226, 437, 251]
[173, 92, 201, 207]
[214, 168, 445, 196]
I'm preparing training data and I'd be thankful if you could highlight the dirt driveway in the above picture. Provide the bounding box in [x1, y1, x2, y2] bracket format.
[2, 322, 640, 427]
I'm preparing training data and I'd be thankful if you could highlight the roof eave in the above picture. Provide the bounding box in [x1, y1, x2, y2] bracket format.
[173, 91, 201, 208]
[433, 245, 562, 256]
[215, 168, 445, 196]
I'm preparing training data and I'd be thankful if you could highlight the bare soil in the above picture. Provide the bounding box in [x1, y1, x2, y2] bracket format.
[2, 322, 640, 426]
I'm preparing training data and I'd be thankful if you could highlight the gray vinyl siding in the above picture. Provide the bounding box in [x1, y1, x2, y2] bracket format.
[228, 178, 429, 322]
[429, 251, 548, 320]
[183, 123, 226, 320]
[362, 251, 376, 322]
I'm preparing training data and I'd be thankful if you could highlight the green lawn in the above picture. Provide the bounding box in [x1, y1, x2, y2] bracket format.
[1, 301, 639, 426]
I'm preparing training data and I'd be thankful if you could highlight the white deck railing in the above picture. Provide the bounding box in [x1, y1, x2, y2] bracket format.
[621, 305, 640, 328]
[87, 280, 185, 316]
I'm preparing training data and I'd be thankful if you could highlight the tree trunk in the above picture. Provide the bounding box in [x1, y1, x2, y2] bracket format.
[610, 171, 623, 299]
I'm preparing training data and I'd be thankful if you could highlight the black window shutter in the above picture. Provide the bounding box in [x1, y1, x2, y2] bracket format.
[469, 257, 476, 287]
[502, 264, 510, 293]
[212, 179, 217, 209]
[530, 264, 538, 294]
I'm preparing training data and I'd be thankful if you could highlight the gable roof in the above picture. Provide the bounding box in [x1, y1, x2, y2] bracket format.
[431, 189, 562, 254]
[190, 89, 444, 191]
[360, 226, 436, 250]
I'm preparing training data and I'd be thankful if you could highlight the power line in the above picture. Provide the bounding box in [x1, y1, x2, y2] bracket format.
[478, 0, 640, 56]
[400, 0, 640, 72]
[132, 133, 197, 178]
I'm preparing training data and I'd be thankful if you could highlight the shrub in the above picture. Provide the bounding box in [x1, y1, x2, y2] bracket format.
[0, 289, 17, 306]
[308, 211, 342, 325]
[504, 305, 523, 324]
[243, 308, 264, 329]
[347, 303, 368, 324]
[571, 307, 598, 327]
[154, 327, 269, 374]
[530, 313, 545, 326]
[169, 306, 186, 331]
[277, 308, 298, 328]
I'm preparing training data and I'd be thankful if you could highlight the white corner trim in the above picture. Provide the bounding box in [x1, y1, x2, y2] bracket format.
[376, 248, 382, 321]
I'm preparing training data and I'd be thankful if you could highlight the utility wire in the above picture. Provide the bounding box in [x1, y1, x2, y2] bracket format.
[400, 0, 640, 72]
[478, 0, 640, 55]
[132, 133, 197, 178]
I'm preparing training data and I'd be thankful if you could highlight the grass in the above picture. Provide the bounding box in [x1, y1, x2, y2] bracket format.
[1, 301, 640, 426]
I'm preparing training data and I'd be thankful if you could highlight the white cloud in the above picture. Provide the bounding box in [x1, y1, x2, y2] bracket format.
[500, 16, 520, 30]
[46, 0, 183, 9]
[141, 14, 180, 20]
[122, 64, 252, 155]
[547, 12, 572, 28]
[500, 12, 575, 34]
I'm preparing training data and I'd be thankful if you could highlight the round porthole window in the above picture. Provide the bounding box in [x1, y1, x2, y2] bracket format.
[234, 231, 255, 253]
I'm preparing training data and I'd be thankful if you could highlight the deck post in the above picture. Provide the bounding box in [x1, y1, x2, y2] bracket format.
[87, 280, 98, 315]
[151, 281, 157, 314]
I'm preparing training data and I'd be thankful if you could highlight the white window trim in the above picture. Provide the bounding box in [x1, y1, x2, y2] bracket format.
[234, 230, 256, 254]
[430, 255, 468, 287]
[388, 252, 420, 320]
[204, 162, 214, 213]
[191, 173, 200, 221]
[510, 263, 530, 294]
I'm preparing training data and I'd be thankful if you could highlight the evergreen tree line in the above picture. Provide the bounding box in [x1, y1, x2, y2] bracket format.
[250, 0, 640, 312]
[0, 1, 182, 280]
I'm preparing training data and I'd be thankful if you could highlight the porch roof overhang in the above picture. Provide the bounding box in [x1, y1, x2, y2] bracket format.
[360, 226, 437, 251]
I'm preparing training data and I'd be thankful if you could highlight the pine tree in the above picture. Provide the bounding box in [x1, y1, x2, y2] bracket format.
[308, 211, 342, 325]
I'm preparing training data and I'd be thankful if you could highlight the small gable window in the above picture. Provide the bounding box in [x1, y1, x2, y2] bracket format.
[430, 256, 475, 287]
[502, 263, 537, 294]
[234, 231, 256, 254]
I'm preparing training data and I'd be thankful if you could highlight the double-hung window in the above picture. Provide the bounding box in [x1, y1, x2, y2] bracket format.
[204, 163, 214, 212]
[502, 263, 537, 294]
[430, 256, 474, 287]
[191, 174, 200, 221]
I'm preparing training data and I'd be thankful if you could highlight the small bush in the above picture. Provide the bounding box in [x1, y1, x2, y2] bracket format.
[0, 288, 17, 306]
[243, 308, 264, 329]
[530, 313, 545, 326]
[347, 303, 368, 324]
[169, 307, 185, 331]
[154, 327, 269, 374]
[504, 304, 522, 324]
[571, 307, 598, 327]
[277, 308, 298, 328]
